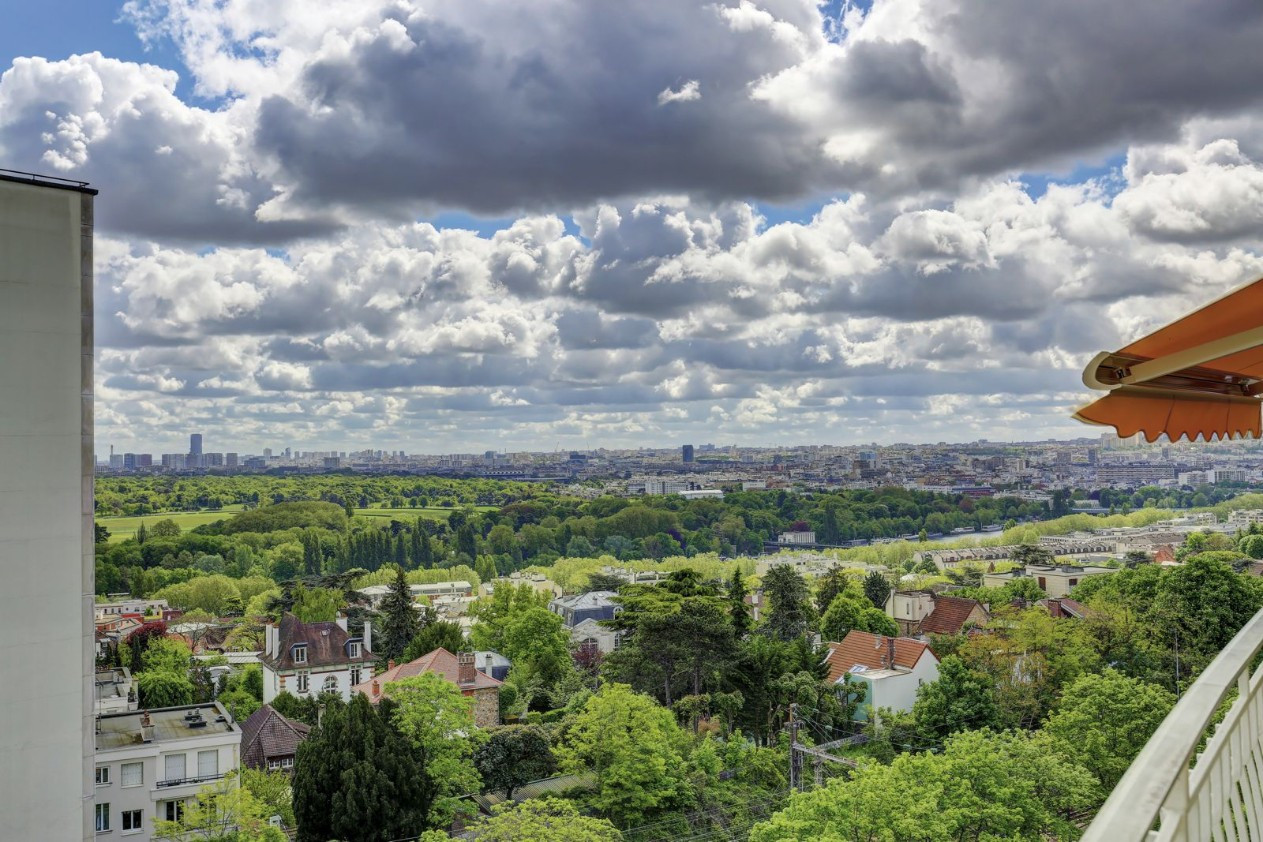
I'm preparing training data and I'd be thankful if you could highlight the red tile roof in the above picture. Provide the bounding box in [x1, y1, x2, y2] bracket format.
[824, 631, 935, 684]
[352, 647, 501, 703]
[920, 596, 987, 636]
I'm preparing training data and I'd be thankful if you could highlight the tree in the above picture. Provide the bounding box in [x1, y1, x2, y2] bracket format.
[556, 683, 689, 826]
[389, 673, 481, 825]
[377, 567, 421, 664]
[137, 671, 195, 708]
[857, 607, 898, 637]
[293, 695, 436, 842]
[289, 584, 341, 623]
[761, 566, 812, 641]
[240, 766, 296, 829]
[402, 620, 466, 663]
[819, 592, 867, 642]
[141, 637, 193, 675]
[301, 528, 323, 576]
[1040, 669, 1175, 790]
[153, 777, 286, 841]
[750, 730, 1097, 842]
[728, 568, 752, 636]
[474, 725, 557, 799]
[500, 606, 572, 685]
[150, 518, 182, 538]
[462, 798, 622, 841]
[1010, 544, 1054, 566]
[862, 570, 891, 609]
[912, 655, 998, 739]
[603, 597, 735, 705]
[136, 521, 148, 545]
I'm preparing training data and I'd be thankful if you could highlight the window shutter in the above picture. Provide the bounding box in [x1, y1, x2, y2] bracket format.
[164, 754, 185, 782]
[197, 750, 218, 779]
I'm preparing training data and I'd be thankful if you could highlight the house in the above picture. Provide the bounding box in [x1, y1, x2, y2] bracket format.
[357, 580, 474, 608]
[549, 591, 619, 628]
[94, 667, 136, 715]
[259, 613, 375, 704]
[353, 648, 502, 728]
[823, 631, 940, 720]
[94, 702, 241, 841]
[888, 591, 935, 636]
[1033, 597, 1088, 619]
[569, 617, 621, 654]
[239, 704, 311, 773]
[981, 563, 1117, 598]
[474, 650, 512, 682]
[95, 598, 169, 620]
[920, 595, 990, 637]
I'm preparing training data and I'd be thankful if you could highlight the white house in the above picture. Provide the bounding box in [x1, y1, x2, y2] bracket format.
[259, 613, 375, 704]
[569, 617, 621, 654]
[93, 702, 241, 841]
[824, 631, 940, 721]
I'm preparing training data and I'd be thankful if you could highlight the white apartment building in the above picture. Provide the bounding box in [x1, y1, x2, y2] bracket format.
[259, 614, 375, 704]
[94, 598, 169, 620]
[93, 703, 241, 841]
[777, 530, 817, 545]
[0, 171, 97, 840]
[1230, 509, 1263, 527]
[94, 668, 136, 715]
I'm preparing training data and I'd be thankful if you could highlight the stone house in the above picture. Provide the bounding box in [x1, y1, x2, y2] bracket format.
[352, 647, 502, 728]
[259, 613, 375, 704]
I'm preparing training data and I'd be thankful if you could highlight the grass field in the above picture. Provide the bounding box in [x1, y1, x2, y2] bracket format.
[353, 506, 497, 522]
[97, 505, 245, 543]
[97, 504, 497, 542]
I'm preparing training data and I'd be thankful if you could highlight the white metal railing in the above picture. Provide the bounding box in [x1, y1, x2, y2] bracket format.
[1084, 606, 1263, 841]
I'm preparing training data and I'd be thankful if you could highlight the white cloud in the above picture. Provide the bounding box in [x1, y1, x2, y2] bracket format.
[658, 80, 701, 105]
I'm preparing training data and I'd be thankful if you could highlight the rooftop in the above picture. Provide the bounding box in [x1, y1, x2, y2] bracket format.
[0, 167, 98, 195]
[824, 631, 935, 685]
[94, 668, 132, 703]
[96, 703, 236, 751]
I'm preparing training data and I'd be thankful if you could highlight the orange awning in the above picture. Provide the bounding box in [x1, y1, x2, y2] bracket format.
[1074, 277, 1263, 442]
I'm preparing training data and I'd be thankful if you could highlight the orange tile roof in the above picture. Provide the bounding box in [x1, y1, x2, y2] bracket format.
[352, 647, 501, 703]
[824, 631, 935, 684]
[920, 596, 986, 636]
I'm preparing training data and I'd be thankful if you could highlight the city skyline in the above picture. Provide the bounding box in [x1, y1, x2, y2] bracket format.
[6, 2, 1263, 451]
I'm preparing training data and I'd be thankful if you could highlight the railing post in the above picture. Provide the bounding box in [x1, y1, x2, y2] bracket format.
[1160, 764, 1191, 842]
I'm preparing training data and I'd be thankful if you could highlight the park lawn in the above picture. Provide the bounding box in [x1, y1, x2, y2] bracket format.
[352, 505, 496, 522]
[97, 505, 244, 543]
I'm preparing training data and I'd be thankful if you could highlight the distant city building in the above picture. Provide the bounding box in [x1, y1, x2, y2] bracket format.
[682, 444, 694, 463]
[225, 452, 238, 468]
[161, 454, 186, 470]
[189, 433, 202, 458]
[1097, 464, 1176, 485]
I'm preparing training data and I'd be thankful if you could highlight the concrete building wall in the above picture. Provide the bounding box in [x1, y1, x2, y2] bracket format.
[0, 174, 95, 840]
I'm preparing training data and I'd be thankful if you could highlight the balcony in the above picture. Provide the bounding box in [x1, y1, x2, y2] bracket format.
[1084, 607, 1263, 841]
[156, 772, 225, 790]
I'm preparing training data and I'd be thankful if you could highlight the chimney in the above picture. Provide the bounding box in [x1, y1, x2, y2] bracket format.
[139, 710, 154, 743]
[371, 679, 380, 698]
[387, 659, 395, 671]
[335, 613, 348, 633]
[458, 652, 476, 686]
[362, 620, 372, 654]
[483, 653, 493, 675]
[887, 636, 896, 670]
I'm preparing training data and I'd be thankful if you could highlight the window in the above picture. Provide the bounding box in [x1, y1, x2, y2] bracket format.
[95, 766, 109, 786]
[1069, 578, 1079, 587]
[1037, 577, 1047, 589]
[281, 757, 294, 770]
[121, 810, 142, 833]
[350, 667, 362, 687]
[197, 750, 218, 779]
[293, 644, 307, 664]
[121, 762, 142, 788]
[267, 760, 281, 771]
[164, 753, 186, 783]
[95, 804, 110, 833]
[322, 675, 338, 693]
[296, 671, 309, 693]
[163, 801, 185, 823]
[348, 641, 362, 658]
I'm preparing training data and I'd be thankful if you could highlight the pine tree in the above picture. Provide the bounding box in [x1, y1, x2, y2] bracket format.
[456, 523, 478, 562]
[377, 568, 420, 664]
[136, 521, 148, 545]
[415, 524, 434, 569]
[394, 534, 409, 570]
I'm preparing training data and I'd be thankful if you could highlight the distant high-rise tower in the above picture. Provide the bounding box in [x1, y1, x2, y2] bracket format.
[189, 433, 203, 457]
[682, 444, 695, 463]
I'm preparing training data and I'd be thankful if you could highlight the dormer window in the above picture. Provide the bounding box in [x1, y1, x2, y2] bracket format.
[292, 644, 307, 664]
[348, 641, 362, 659]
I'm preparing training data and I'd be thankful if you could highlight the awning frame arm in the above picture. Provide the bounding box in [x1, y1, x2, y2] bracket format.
[1119, 325, 1263, 387]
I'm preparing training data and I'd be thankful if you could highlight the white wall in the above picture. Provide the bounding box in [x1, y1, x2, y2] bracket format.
[0, 176, 95, 840]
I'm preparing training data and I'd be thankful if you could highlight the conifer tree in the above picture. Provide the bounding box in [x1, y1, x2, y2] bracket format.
[301, 529, 322, 576]
[377, 567, 420, 664]
[292, 695, 435, 842]
[729, 567, 752, 636]
[136, 521, 148, 545]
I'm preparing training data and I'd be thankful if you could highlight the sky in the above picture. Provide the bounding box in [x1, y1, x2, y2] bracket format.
[4, 1, 1263, 455]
